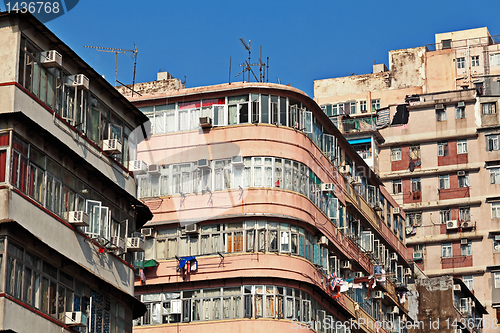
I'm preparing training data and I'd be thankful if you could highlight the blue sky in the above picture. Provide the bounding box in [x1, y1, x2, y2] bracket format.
[3, 0, 500, 97]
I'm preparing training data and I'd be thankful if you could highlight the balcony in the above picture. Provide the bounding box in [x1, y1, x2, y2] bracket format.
[337, 117, 377, 135]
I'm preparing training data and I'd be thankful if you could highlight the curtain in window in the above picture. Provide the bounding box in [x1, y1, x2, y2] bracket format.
[179, 110, 189, 131]
[167, 238, 177, 259]
[228, 105, 237, 125]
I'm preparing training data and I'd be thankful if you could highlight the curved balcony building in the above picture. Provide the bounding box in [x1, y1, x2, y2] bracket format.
[121, 79, 413, 333]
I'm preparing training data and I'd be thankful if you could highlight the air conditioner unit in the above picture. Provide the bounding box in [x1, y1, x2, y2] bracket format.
[355, 272, 364, 278]
[458, 101, 465, 107]
[141, 228, 153, 238]
[64, 311, 87, 326]
[318, 236, 328, 246]
[127, 237, 145, 252]
[390, 253, 398, 261]
[404, 268, 412, 276]
[373, 202, 383, 211]
[103, 139, 122, 155]
[340, 261, 352, 270]
[184, 224, 198, 234]
[321, 183, 335, 192]
[350, 176, 361, 186]
[128, 160, 148, 174]
[67, 74, 89, 89]
[339, 165, 351, 175]
[389, 306, 399, 314]
[108, 236, 125, 251]
[393, 207, 401, 215]
[371, 290, 384, 299]
[446, 220, 459, 230]
[457, 170, 466, 176]
[40, 50, 62, 67]
[453, 284, 461, 291]
[148, 164, 161, 175]
[495, 235, 500, 241]
[199, 116, 212, 128]
[461, 221, 472, 229]
[197, 159, 210, 168]
[231, 155, 245, 167]
[65, 211, 89, 227]
[435, 103, 444, 110]
[461, 238, 468, 245]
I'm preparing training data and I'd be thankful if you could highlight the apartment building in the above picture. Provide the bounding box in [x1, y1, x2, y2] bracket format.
[314, 27, 500, 329]
[117, 75, 416, 333]
[0, 12, 151, 332]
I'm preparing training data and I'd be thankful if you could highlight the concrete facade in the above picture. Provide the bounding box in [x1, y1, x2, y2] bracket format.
[0, 12, 152, 332]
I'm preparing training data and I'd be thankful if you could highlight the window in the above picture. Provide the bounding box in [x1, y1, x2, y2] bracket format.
[495, 272, 500, 288]
[442, 39, 451, 49]
[439, 174, 450, 189]
[490, 168, 500, 184]
[440, 210, 451, 224]
[471, 56, 479, 67]
[482, 102, 497, 115]
[436, 109, 447, 121]
[462, 276, 474, 291]
[458, 173, 469, 188]
[413, 244, 423, 259]
[371, 99, 380, 111]
[392, 179, 402, 194]
[359, 101, 367, 113]
[487, 135, 499, 151]
[492, 202, 500, 218]
[457, 140, 467, 154]
[461, 241, 472, 256]
[442, 243, 453, 258]
[459, 207, 470, 222]
[456, 106, 466, 119]
[490, 53, 500, 66]
[438, 141, 448, 156]
[411, 178, 421, 192]
[456, 57, 465, 69]
[409, 145, 420, 159]
[391, 147, 401, 161]
[407, 212, 422, 227]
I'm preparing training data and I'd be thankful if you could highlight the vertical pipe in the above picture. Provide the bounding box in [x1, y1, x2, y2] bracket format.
[229, 57, 231, 84]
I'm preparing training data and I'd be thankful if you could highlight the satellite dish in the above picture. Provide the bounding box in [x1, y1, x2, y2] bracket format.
[416, 160, 421, 167]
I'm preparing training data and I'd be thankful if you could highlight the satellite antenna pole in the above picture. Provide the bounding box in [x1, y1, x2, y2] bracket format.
[84, 45, 137, 87]
[229, 57, 232, 84]
[266, 57, 269, 82]
[132, 44, 138, 97]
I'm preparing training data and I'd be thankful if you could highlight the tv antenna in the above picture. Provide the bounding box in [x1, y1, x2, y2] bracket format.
[84, 44, 138, 88]
[235, 38, 268, 83]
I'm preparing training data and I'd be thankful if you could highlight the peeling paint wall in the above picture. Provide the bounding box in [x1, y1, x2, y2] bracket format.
[116, 78, 185, 97]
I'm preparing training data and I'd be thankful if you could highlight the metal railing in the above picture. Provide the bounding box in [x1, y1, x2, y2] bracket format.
[425, 34, 500, 52]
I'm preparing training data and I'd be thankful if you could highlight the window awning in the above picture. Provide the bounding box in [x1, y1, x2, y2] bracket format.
[348, 138, 371, 145]
[143, 259, 158, 268]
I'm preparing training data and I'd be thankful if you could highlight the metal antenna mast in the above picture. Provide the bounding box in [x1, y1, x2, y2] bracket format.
[84, 45, 137, 87]
[236, 39, 267, 83]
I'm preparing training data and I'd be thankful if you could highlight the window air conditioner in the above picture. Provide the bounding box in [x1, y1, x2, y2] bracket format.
[128, 160, 148, 174]
[350, 176, 361, 186]
[40, 50, 62, 67]
[458, 101, 465, 107]
[199, 116, 212, 128]
[435, 103, 444, 110]
[127, 237, 145, 252]
[340, 261, 352, 270]
[141, 228, 153, 238]
[373, 202, 383, 211]
[318, 236, 328, 246]
[231, 155, 245, 167]
[453, 284, 461, 291]
[148, 164, 161, 175]
[461, 221, 472, 229]
[390, 253, 398, 261]
[197, 159, 210, 168]
[64, 311, 87, 326]
[355, 272, 363, 278]
[404, 268, 412, 276]
[461, 238, 468, 245]
[184, 224, 199, 234]
[339, 165, 351, 175]
[108, 236, 125, 251]
[495, 235, 500, 241]
[393, 207, 401, 215]
[457, 170, 466, 177]
[321, 183, 335, 192]
[413, 251, 423, 260]
[446, 220, 459, 230]
[103, 139, 122, 155]
[67, 74, 89, 89]
[371, 290, 384, 299]
[65, 211, 89, 227]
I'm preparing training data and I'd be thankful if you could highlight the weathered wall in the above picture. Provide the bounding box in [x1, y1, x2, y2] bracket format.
[116, 79, 184, 97]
